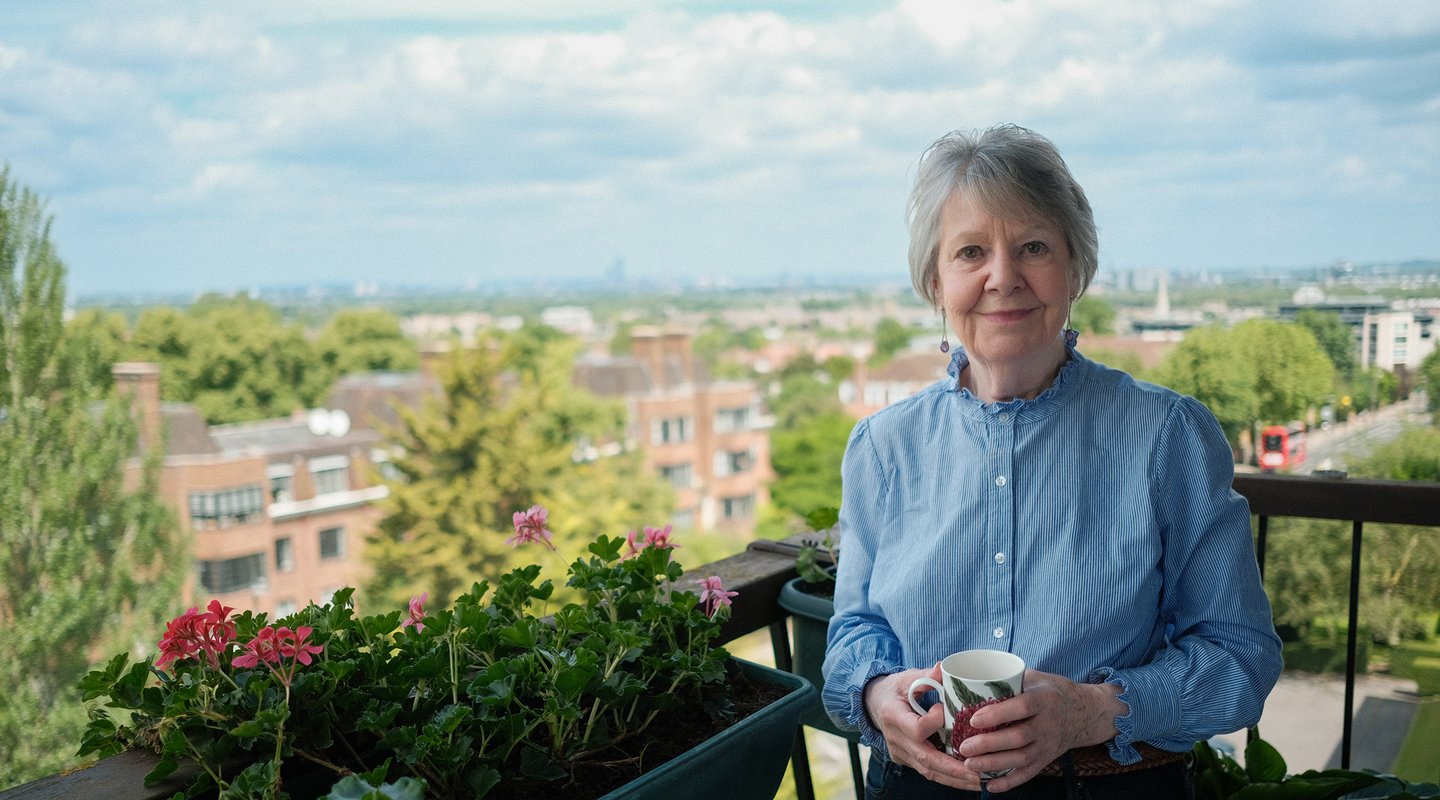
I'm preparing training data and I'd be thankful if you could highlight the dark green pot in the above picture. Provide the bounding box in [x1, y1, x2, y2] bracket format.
[598, 657, 816, 800]
[778, 575, 860, 743]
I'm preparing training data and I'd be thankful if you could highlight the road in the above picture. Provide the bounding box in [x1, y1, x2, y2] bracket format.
[1294, 393, 1431, 475]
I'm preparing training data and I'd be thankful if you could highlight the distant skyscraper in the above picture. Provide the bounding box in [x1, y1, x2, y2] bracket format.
[608, 257, 626, 286]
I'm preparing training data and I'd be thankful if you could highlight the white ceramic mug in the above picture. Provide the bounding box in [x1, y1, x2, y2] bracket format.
[907, 649, 1025, 777]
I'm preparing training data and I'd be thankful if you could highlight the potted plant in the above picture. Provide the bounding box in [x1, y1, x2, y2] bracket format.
[776, 507, 857, 744]
[77, 506, 815, 799]
[1191, 728, 1440, 799]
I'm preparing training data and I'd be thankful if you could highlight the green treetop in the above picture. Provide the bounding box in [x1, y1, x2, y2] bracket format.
[0, 167, 184, 789]
[364, 329, 672, 611]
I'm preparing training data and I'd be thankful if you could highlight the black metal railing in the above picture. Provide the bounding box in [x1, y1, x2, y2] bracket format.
[5, 473, 1439, 798]
[1237, 472, 1440, 769]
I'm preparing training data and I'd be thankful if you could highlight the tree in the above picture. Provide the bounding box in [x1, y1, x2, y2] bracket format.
[1418, 347, 1440, 413]
[129, 295, 326, 424]
[1295, 308, 1357, 382]
[0, 168, 183, 788]
[364, 331, 671, 611]
[314, 307, 420, 378]
[871, 317, 912, 363]
[1070, 294, 1116, 335]
[769, 370, 844, 431]
[60, 308, 129, 391]
[1150, 325, 1258, 447]
[767, 412, 853, 521]
[1231, 318, 1334, 427]
[1151, 320, 1334, 453]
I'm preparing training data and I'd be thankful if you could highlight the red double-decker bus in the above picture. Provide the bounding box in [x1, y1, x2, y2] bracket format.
[1259, 423, 1307, 470]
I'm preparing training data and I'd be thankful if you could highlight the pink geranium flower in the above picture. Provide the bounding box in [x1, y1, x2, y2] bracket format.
[643, 524, 678, 550]
[625, 524, 680, 558]
[402, 593, 428, 632]
[698, 575, 738, 619]
[275, 626, 324, 666]
[155, 600, 238, 671]
[233, 625, 325, 682]
[155, 607, 206, 670]
[232, 626, 284, 669]
[507, 504, 556, 550]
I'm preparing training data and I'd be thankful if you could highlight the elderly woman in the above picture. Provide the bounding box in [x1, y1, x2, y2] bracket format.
[822, 125, 1282, 799]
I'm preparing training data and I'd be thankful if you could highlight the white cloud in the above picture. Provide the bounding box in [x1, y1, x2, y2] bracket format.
[0, 0, 1436, 292]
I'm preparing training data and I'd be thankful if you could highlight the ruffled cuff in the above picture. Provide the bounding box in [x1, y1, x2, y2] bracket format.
[1090, 667, 1141, 764]
[1088, 662, 1183, 764]
[829, 661, 903, 762]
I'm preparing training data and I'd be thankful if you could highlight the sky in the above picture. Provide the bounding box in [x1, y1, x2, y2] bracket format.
[2, 0, 1438, 298]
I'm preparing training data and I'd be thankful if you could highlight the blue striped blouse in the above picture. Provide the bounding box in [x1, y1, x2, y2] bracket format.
[821, 345, 1283, 765]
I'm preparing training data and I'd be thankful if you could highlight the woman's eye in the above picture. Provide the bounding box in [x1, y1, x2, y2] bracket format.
[957, 246, 982, 260]
[1022, 241, 1049, 255]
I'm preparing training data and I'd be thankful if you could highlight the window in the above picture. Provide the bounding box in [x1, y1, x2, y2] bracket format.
[275, 537, 295, 572]
[714, 406, 750, 433]
[267, 464, 294, 503]
[310, 455, 351, 496]
[371, 448, 402, 482]
[188, 486, 265, 530]
[671, 508, 696, 530]
[275, 599, 298, 618]
[721, 494, 755, 520]
[198, 553, 266, 594]
[660, 462, 693, 489]
[713, 449, 753, 477]
[319, 527, 345, 560]
[650, 416, 692, 445]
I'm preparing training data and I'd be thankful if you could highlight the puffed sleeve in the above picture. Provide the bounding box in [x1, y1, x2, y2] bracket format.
[821, 418, 907, 759]
[1089, 396, 1283, 762]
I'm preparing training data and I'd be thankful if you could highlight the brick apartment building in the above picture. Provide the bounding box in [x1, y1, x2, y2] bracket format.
[114, 362, 429, 616]
[573, 327, 774, 531]
[114, 330, 773, 613]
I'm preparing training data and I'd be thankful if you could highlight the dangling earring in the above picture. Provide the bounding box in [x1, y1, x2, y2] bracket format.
[1064, 293, 1079, 347]
[939, 308, 950, 353]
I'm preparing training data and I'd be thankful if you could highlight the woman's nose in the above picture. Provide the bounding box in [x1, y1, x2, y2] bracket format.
[983, 250, 1024, 294]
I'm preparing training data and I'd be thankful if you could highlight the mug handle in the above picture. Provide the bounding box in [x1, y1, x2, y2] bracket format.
[906, 677, 944, 716]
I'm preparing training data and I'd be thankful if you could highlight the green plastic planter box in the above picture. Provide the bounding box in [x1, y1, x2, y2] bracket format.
[778, 576, 860, 744]
[599, 657, 816, 800]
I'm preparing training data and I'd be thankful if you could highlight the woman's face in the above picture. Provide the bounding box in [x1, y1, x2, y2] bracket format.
[935, 191, 1072, 371]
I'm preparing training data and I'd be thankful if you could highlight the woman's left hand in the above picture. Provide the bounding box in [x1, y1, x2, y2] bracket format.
[952, 668, 1126, 792]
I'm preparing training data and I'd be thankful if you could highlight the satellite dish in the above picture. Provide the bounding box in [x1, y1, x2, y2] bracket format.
[328, 409, 351, 437]
[307, 408, 330, 436]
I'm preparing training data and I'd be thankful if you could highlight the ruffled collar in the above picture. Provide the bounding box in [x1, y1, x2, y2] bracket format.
[944, 338, 1084, 421]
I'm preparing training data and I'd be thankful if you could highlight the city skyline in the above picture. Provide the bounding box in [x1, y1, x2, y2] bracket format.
[3, 0, 1438, 297]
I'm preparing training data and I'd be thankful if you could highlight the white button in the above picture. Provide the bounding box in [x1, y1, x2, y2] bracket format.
[994, 552, 1006, 565]
[995, 475, 1007, 487]
[999, 413, 1012, 423]
[993, 627, 1005, 639]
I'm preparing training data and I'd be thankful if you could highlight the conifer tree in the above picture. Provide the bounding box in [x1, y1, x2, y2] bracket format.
[365, 329, 672, 610]
[0, 168, 184, 788]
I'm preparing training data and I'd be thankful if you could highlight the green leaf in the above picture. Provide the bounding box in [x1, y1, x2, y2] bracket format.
[466, 766, 502, 797]
[804, 507, 840, 531]
[1244, 733, 1288, 783]
[323, 775, 429, 800]
[519, 744, 567, 781]
[143, 755, 179, 786]
[78, 653, 130, 701]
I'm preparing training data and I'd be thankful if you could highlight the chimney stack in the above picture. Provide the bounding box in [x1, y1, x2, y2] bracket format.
[112, 362, 163, 452]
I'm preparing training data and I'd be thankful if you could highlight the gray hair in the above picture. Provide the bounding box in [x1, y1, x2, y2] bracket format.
[907, 124, 1098, 307]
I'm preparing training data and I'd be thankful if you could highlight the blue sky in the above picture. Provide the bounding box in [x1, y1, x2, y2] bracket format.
[2, 0, 1438, 297]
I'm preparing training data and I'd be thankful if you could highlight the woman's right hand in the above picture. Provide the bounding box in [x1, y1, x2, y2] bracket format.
[862, 665, 986, 791]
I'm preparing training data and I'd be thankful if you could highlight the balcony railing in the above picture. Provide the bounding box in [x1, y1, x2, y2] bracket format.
[5, 473, 1438, 799]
